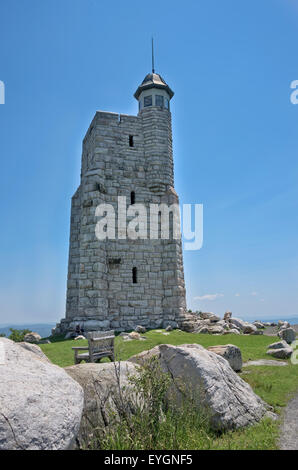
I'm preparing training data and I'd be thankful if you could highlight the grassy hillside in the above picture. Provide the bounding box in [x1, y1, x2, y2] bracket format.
[40, 330, 298, 450]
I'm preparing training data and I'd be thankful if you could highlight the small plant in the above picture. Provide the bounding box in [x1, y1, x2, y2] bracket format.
[8, 328, 31, 342]
[79, 356, 213, 450]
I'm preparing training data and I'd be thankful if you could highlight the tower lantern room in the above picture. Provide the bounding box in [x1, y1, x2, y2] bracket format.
[134, 72, 174, 113]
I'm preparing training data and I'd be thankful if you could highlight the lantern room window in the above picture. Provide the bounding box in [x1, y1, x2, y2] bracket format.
[144, 95, 152, 107]
[155, 95, 164, 107]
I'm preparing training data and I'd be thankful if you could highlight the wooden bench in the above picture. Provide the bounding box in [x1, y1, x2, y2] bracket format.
[72, 330, 115, 364]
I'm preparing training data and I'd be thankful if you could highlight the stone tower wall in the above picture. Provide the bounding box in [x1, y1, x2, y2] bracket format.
[56, 105, 187, 334]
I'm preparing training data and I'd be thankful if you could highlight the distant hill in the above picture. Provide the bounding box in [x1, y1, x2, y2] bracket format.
[0, 323, 55, 339]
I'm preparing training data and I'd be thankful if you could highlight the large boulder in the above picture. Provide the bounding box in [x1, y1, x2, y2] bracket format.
[207, 325, 225, 335]
[229, 318, 256, 334]
[18, 342, 51, 363]
[0, 338, 84, 450]
[215, 320, 230, 330]
[199, 312, 220, 322]
[23, 332, 41, 343]
[253, 322, 265, 329]
[128, 344, 270, 431]
[134, 325, 146, 334]
[65, 362, 139, 446]
[229, 317, 246, 330]
[207, 344, 242, 372]
[267, 340, 289, 350]
[223, 311, 232, 321]
[223, 328, 240, 335]
[278, 328, 296, 344]
[278, 320, 290, 330]
[266, 347, 293, 359]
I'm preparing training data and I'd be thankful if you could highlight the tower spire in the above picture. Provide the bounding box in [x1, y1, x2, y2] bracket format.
[151, 36, 155, 73]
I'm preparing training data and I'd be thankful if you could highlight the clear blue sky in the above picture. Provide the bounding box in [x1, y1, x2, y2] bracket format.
[0, 0, 298, 324]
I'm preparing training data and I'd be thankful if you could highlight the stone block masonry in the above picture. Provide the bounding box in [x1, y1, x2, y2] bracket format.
[53, 72, 187, 334]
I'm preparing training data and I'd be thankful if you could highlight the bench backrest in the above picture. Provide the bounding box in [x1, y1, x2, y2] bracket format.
[86, 330, 115, 357]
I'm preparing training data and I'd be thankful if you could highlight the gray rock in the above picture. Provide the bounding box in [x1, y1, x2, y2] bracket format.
[18, 342, 51, 363]
[207, 344, 242, 371]
[223, 328, 241, 335]
[134, 325, 146, 334]
[128, 331, 141, 340]
[267, 347, 293, 359]
[224, 311, 232, 321]
[0, 338, 84, 450]
[65, 362, 139, 445]
[229, 317, 246, 330]
[165, 325, 173, 332]
[253, 322, 265, 329]
[196, 326, 210, 334]
[207, 325, 225, 335]
[230, 318, 256, 334]
[267, 340, 289, 350]
[278, 328, 296, 344]
[215, 320, 230, 330]
[278, 320, 290, 330]
[129, 344, 269, 431]
[244, 359, 288, 367]
[23, 332, 41, 343]
[251, 329, 264, 335]
[199, 312, 220, 322]
[243, 323, 257, 334]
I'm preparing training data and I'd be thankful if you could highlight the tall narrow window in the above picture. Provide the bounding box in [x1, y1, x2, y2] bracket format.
[130, 191, 135, 205]
[132, 267, 137, 284]
[144, 95, 152, 107]
[129, 135, 134, 147]
[155, 95, 164, 107]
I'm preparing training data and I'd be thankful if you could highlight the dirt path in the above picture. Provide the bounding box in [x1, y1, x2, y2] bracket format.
[279, 393, 298, 450]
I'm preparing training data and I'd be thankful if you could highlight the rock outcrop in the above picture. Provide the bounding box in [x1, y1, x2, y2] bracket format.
[0, 338, 84, 450]
[266, 339, 293, 359]
[207, 344, 242, 371]
[65, 361, 139, 445]
[23, 332, 41, 343]
[18, 342, 51, 363]
[128, 344, 270, 430]
[278, 328, 296, 345]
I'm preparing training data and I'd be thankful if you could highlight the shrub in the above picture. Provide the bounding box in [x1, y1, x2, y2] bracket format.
[79, 356, 212, 450]
[8, 328, 31, 342]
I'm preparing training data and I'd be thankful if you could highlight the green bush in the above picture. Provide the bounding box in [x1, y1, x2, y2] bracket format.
[8, 328, 31, 342]
[80, 356, 212, 450]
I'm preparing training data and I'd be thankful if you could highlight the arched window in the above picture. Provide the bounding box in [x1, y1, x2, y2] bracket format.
[130, 191, 135, 205]
[132, 267, 137, 284]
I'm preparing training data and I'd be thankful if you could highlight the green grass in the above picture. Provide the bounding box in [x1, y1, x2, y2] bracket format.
[39, 330, 298, 450]
[40, 329, 283, 367]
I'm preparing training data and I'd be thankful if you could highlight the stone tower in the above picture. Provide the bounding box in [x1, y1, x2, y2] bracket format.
[53, 70, 187, 335]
